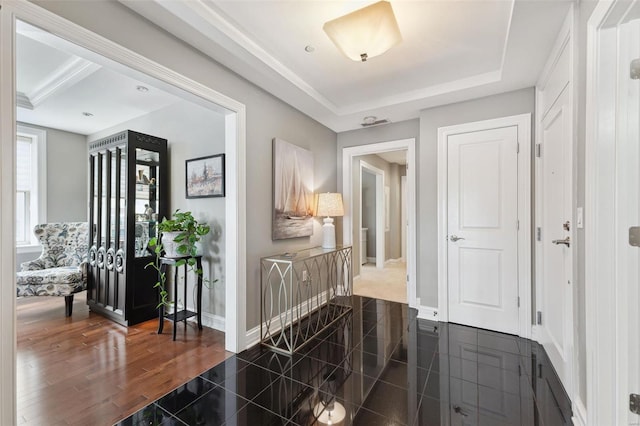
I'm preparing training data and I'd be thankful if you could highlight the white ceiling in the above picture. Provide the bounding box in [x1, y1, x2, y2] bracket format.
[122, 0, 572, 132]
[16, 22, 182, 136]
[376, 150, 407, 165]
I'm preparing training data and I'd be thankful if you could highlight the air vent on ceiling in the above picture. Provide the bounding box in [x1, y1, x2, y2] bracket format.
[361, 118, 390, 127]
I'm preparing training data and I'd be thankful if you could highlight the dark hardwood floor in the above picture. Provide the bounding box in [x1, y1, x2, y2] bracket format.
[16, 293, 229, 425]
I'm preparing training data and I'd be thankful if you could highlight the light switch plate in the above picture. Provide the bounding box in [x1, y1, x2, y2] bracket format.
[577, 207, 584, 229]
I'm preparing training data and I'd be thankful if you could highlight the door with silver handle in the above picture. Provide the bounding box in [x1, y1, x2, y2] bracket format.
[449, 235, 465, 242]
[552, 237, 570, 247]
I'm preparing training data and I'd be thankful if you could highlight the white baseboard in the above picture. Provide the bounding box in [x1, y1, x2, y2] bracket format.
[191, 311, 225, 332]
[245, 324, 261, 349]
[367, 256, 376, 263]
[171, 304, 225, 333]
[572, 397, 587, 426]
[244, 290, 330, 350]
[417, 300, 439, 321]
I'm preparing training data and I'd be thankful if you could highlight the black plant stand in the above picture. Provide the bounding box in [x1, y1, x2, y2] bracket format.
[157, 255, 203, 341]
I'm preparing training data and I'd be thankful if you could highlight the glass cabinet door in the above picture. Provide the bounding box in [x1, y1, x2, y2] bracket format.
[134, 148, 160, 258]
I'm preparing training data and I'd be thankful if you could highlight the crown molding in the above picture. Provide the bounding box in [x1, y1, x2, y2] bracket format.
[16, 91, 32, 109]
[27, 57, 100, 108]
[125, 0, 513, 120]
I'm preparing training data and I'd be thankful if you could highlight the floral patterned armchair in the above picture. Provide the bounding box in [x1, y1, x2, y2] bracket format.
[16, 222, 89, 316]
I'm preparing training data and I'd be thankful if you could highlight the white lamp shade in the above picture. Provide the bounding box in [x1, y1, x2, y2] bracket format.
[316, 193, 344, 217]
[323, 1, 402, 62]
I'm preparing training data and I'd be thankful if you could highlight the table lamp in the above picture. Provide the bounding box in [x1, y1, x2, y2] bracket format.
[316, 193, 344, 249]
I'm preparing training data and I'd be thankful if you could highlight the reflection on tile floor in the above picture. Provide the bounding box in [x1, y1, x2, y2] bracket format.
[117, 297, 572, 425]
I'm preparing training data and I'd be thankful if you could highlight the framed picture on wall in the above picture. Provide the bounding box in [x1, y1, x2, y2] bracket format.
[186, 154, 225, 198]
[272, 138, 314, 240]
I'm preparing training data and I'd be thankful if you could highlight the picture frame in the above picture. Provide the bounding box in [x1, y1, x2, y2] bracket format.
[185, 154, 225, 198]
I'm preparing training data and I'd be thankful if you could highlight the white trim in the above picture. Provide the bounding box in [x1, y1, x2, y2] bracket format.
[27, 57, 101, 108]
[189, 312, 225, 332]
[437, 114, 532, 339]
[360, 161, 385, 269]
[0, 3, 17, 424]
[15, 245, 40, 255]
[533, 4, 578, 403]
[586, 1, 639, 424]
[417, 304, 439, 321]
[16, 124, 47, 246]
[342, 138, 417, 309]
[127, 1, 514, 119]
[572, 397, 588, 426]
[0, 4, 248, 423]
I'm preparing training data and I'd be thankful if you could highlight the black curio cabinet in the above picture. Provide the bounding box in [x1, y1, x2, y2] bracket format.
[87, 130, 168, 326]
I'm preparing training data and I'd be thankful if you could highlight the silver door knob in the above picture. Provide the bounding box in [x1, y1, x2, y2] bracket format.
[552, 237, 571, 247]
[449, 235, 465, 242]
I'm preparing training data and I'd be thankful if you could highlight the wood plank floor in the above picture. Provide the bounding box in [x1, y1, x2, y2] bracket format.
[16, 293, 230, 425]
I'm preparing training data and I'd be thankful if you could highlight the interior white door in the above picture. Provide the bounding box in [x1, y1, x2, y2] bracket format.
[617, 14, 640, 424]
[537, 85, 574, 398]
[447, 126, 519, 334]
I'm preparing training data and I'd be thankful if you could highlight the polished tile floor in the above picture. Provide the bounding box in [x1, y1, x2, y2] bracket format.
[117, 297, 572, 425]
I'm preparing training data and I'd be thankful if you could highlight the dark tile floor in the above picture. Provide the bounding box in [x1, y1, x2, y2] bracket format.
[117, 296, 572, 425]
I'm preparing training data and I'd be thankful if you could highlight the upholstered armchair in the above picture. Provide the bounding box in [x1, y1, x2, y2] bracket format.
[16, 222, 89, 316]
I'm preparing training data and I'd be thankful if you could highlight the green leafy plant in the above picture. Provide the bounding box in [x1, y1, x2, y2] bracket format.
[145, 210, 217, 309]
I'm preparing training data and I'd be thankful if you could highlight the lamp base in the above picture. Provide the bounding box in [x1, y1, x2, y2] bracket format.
[322, 217, 336, 249]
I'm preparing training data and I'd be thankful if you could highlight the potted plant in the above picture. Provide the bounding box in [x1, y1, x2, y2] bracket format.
[146, 210, 213, 309]
[157, 209, 211, 258]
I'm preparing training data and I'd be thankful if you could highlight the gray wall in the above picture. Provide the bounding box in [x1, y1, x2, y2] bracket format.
[418, 88, 535, 307]
[89, 101, 227, 321]
[33, 0, 338, 332]
[16, 123, 87, 269]
[338, 119, 420, 277]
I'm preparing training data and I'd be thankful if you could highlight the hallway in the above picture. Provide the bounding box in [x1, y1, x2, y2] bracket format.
[353, 260, 407, 304]
[119, 296, 572, 425]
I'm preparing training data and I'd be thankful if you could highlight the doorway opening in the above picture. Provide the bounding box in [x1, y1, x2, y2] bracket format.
[342, 139, 416, 308]
[1, 2, 247, 423]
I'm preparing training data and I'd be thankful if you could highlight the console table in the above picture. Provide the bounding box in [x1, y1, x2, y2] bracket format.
[260, 246, 352, 354]
[157, 255, 203, 341]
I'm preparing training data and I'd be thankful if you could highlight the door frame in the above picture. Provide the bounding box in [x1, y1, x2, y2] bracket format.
[359, 161, 385, 269]
[1, 2, 248, 422]
[401, 175, 407, 261]
[342, 138, 417, 308]
[533, 6, 581, 420]
[437, 114, 532, 339]
[586, 1, 640, 424]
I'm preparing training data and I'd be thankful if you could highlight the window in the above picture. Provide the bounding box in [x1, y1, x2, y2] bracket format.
[16, 125, 46, 250]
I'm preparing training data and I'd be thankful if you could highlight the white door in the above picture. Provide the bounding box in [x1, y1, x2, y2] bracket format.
[537, 85, 574, 398]
[447, 126, 519, 334]
[617, 14, 640, 424]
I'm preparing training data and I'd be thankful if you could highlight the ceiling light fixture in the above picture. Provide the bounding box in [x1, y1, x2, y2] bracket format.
[82, 112, 94, 117]
[136, 85, 149, 93]
[323, 1, 402, 62]
[304, 45, 315, 53]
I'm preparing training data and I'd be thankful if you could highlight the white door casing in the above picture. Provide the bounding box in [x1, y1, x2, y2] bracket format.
[360, 161, 385, 269]
[534, 8, 576, 403]
[438, 114, 531, 339]
[342, 139, 418, 309]
[446, 126, 519, 334]
[0, 4, 248, 424]
[586, 2, 640, 424]
[401, 175, 407, 261]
